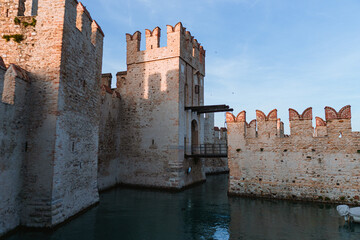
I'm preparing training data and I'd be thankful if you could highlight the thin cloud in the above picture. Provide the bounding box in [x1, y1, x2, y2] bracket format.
[83, 0, 360, 131]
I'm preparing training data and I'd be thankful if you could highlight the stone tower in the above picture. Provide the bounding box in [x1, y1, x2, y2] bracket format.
[0, 0, 104, 235]
[111, 22, 206, 189]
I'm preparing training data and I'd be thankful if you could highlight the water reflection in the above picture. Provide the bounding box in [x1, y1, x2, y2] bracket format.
[6, 175, 360, 240]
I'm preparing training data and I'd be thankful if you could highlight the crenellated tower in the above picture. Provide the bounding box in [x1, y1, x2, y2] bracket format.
[111, 22, 207, 190]
[0, 0, 104, 234]
[125, 22, 205, 74]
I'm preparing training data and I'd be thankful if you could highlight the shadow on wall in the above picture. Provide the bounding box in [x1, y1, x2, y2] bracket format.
[98, 68, 184, 189]
[117, 69, 178, 152]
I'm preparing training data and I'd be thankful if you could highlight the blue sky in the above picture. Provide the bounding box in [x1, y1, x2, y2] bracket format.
[84, 0, 360, 132]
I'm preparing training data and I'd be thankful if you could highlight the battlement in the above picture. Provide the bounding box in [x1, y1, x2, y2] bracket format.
[145, 27, 161, 50]
[100, 73, 120, 99]
[75, 2, 104, 43]
[289, 107, 313, 121]
[228, 106, 360, 203]
[126, 22, 205, 75]
[101, 73, 112, 87]
[212, 127, 227, 144]
[325, 105, 351, 120]
[226, 105, 354, 140]
[0, 0, 104, 74]
[101, 85, 121, 99]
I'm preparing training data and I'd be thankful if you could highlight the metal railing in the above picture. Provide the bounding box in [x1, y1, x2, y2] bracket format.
[187, 144, 228, 158]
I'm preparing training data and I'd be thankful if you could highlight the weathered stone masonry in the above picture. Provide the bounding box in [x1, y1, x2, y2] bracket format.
[98, 23, 209, 190]
[226, 105, 360, 204]
[97, 73, 122, 191]
[0, 62, 30, 237]
[0, 0, 104, 236]
[0, 1, 226, 236]
[204, 113, 228, 174]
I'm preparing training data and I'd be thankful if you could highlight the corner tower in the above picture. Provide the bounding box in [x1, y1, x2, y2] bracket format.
[114, 22, 206, 189]
[0, 0, 104, 233]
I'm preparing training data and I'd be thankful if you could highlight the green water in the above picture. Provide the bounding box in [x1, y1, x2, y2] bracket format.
[6, 174, 360, 240]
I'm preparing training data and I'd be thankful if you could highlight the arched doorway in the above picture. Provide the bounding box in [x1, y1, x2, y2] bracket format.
[191, 120, 199, 154]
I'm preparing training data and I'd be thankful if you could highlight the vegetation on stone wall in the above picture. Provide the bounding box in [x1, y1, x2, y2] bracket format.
[14, 17, 37, 27]
[14, 17, 21, 25]
[1, 17, 37, 44]
[23, 18, 37, 27]
[2, 34, 25, 43]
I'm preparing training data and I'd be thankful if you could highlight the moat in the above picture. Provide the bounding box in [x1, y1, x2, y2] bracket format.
[6, 174, 360, 240]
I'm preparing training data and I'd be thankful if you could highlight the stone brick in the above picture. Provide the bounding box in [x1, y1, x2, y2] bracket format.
[227, 105, 360, 204]
[204, 113, 229, 174]
[0, 0, 104, 236]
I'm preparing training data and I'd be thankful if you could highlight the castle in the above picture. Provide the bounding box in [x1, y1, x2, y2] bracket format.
[0, 0, 228, 236]
[226, 106, 360, 204]
[2, 0, 359, 238]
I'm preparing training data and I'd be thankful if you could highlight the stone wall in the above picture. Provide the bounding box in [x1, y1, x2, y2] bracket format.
[0, 62, 30, 236]
[204, 113, 229, 174]
[98, 74, 122, 191]
[1, 0, 67, 227]
[0, 4, 219, 235]
[50, 1, 104, 226]
[227, 105, 360, 204]
[0, 0, 104, 235]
